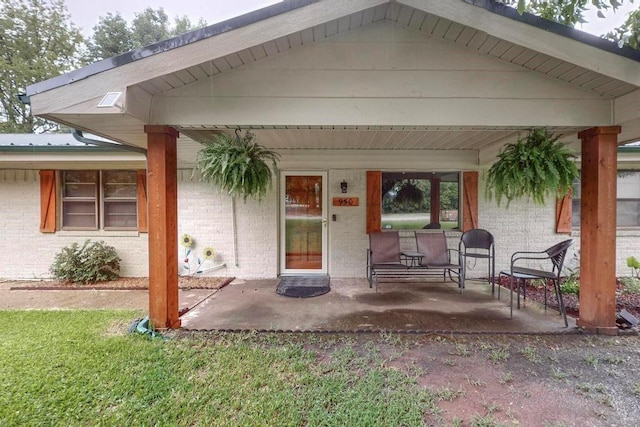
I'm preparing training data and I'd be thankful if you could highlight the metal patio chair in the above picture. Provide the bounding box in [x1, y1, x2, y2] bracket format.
[499, 239, 574, 327]
[458, 229, 495, 293]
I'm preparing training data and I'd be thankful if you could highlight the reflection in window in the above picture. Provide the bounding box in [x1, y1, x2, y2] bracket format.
[381, 172, 459, 230]
[572, 170, 640, 227]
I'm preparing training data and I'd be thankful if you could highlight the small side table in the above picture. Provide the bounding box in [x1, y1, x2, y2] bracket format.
[401, 251, 424, 268]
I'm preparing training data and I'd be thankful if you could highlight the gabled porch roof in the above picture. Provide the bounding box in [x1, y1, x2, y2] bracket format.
[25, 0, 640, 165]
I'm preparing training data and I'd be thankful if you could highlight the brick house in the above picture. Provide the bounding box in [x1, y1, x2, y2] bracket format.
[8, 0, 640, 330]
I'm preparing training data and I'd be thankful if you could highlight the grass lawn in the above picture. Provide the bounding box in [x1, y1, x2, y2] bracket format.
[5, 311, 639, 426]
[0, 311, 438, 426]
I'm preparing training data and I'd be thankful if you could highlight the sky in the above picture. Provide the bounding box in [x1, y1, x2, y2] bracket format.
[65, 0, 636, 38]
[65, 0, 280, 36]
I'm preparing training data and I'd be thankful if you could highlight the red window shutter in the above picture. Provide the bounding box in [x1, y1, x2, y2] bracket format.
[39, 170, 56, 233]
[137, 170, 148, 233]
[366, 171, 382, 234]
[462, 171, 478, 232]
[555, 190, 572, 234]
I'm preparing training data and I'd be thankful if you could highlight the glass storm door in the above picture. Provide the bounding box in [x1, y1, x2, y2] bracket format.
[281, 172, 328, 275]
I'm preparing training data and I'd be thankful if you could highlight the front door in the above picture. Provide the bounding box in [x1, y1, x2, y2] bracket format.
[280, 172, 328, 275]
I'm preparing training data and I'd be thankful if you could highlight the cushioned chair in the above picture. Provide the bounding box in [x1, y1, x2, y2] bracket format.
[458, 229, 495, 293]
[415, 231, 461, 286]
[367, 231, 405, 290]
[499, 239, 574, 327]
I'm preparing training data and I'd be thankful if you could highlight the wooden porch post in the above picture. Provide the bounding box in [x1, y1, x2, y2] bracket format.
[430, 177, 441, 225]
[144, 125, 181, 330]
[577, 126, 620, 334]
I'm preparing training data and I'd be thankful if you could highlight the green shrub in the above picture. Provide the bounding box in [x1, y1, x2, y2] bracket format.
[560, 278, 580, 296]
[50, 240, 121, 284]
[619, 277, 640, 295]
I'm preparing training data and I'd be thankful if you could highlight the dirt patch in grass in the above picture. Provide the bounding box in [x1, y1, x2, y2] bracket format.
[7, 276, 234, 290]
[176, 331, 640, 426]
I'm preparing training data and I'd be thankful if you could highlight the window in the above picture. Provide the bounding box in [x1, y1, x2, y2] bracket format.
[381, 172, 460, 230]
[572, 170, 640, 228]
[61, 170, 138, 230]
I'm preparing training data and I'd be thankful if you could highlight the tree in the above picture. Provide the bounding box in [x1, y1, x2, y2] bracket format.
[172, 15, 208, 37]
[86, 12, 134, 61]
[501, 0, 635, 26]
[500, 0, 639, 48]
[606, 8, 640, 47]
[0, 0, 83, 133]
[131, 7, 170, 48]
[85, 8, 208, 62]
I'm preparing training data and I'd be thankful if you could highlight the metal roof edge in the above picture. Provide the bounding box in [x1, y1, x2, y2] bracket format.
[26, 0, 318, 97]
[0, 146, 131, 153]
[465, 0, 640, 62]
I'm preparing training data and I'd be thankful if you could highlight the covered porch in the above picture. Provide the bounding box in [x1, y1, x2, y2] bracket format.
[180, 278, 574, 333]
[26, 0, 640, 333]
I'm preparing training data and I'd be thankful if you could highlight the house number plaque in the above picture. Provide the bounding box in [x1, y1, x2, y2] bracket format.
[332, 197, 359, 207]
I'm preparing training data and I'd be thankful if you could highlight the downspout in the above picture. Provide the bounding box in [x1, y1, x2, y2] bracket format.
[72, 129, 147, 155]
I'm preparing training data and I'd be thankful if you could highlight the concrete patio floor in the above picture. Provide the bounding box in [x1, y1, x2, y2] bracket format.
[181, 278, 576, 333]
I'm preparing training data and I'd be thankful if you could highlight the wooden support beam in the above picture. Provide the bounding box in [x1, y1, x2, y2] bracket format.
[430, 178, 441, 226]
[577, 126, 620, 335]
[145, 125, 180, 330]
[366, 171, 382, 234]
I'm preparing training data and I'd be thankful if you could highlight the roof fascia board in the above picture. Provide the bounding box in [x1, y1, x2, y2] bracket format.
[398, 0, 640, 86]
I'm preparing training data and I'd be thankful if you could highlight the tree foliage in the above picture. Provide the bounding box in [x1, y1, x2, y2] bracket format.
[606, 7, 640, 47]
[0, 0, 83, 133]
[501, 0, 634, 25]
[500, 0, 639, 48]
[85, 7, 207, 62]
[86, 12, 133, 61]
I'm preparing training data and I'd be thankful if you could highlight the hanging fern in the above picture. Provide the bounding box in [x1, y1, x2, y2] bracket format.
[196, 130, 280, 201]
[485, 129, 579, 207]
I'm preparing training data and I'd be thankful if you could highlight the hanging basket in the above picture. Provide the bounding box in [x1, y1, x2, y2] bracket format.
[395, 181, 424, 205]
[485, 129, 579, 207]
[196, 130, 280, 201]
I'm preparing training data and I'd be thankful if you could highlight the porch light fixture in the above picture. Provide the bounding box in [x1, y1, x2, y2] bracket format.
[97, 91, 122, 108]
[340, 180, 348, 193]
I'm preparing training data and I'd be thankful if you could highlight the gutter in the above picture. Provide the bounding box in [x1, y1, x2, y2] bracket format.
[72, 129, 147, 155]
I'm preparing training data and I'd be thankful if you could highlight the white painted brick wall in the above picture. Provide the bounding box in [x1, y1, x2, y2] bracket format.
[327, 170, 368, 277]
[3, 168, 639, 281]
[177, 170, 278, 279]
[0, 170, 148, 279]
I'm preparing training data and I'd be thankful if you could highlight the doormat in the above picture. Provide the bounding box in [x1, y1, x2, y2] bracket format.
[276, 275, 330, 298]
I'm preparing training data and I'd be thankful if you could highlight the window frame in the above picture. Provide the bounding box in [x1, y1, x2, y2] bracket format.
[101, 170, 138, 231]
[572, 169, 640, 229]
[380, 171, 461, 231]
[59, 170, 138, 231]
[61, 170, 99, 230]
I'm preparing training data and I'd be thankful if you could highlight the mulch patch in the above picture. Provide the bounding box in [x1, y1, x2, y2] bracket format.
[9, 276, 235, 291]
[496, 276, 640, 321]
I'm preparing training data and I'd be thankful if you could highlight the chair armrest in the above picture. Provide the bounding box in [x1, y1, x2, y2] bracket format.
[510, 250, 548, 264]
[510, 253, 552, 272]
